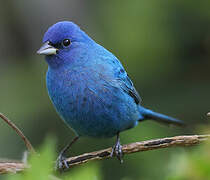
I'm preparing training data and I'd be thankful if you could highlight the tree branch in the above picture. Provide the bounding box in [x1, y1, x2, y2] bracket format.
[0, 161, 27, 174]
[0, 113, 35, 153]
[0, 134, 209, 174]
[62, 134, 210, 169]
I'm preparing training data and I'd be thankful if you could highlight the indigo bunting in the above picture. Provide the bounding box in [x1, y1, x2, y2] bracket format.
[37, 21, 183, 168]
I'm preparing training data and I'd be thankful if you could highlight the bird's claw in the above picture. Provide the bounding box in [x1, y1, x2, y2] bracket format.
[111, 140, 123, 163]
[55, 136, 79, 172]
[55, 153, 69, 171]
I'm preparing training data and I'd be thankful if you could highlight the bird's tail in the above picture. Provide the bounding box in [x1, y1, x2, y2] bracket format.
[138, 106, 184, 126]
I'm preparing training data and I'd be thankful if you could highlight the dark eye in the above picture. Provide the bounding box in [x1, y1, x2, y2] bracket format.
[62, 39, 71, 47]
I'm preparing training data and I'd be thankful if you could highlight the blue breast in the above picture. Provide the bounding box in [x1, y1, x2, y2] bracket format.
[46, 64, 140, 138]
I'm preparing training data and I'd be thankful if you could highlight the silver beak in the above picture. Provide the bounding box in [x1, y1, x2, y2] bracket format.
[37, 41, 58, 55]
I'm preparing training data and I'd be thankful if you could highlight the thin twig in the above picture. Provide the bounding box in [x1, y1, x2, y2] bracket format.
[0, 113, 35, 153]
[0, 134, 209, 174]
[0, 113, 59, 180]
[0, 162, 26, 174]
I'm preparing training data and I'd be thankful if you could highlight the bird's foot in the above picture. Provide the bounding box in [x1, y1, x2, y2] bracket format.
[55, 136, 79, 172]
[55, 153, 69, 171]
[111, 134, 123, 163]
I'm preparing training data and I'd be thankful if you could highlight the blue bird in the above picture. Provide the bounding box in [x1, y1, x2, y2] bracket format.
[37, 21, 183, 168]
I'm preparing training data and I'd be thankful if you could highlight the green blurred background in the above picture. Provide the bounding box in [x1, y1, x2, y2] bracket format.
[1, 0, 210, 179]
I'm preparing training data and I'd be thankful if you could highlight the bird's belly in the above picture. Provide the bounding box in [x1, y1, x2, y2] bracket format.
[47, 70, 139, 138]
[65, 111, 138, 138]
[51, 90, 138, 137]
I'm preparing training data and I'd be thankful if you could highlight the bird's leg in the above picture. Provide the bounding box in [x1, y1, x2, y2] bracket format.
[110, 133, 123, 163]
[56, 136, 79, 171]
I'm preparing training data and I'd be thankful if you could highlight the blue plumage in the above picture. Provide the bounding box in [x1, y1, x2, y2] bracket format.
[37, 21, 183, 167]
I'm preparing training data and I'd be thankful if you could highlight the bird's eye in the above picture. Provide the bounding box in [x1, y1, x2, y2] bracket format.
[62, 39, 71, 47]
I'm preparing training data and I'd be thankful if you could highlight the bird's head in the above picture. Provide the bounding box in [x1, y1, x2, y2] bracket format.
[37, 21, 92, 68]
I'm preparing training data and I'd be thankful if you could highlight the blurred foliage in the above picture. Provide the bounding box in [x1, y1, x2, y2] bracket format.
[1, 0, 210, 179]
[6, 137, 56, 180]
[5, 138, 101, 180]
[166, 140, 210, 180]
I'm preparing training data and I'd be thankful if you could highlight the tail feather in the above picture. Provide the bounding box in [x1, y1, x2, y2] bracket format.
[138, 106, 184, 127]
